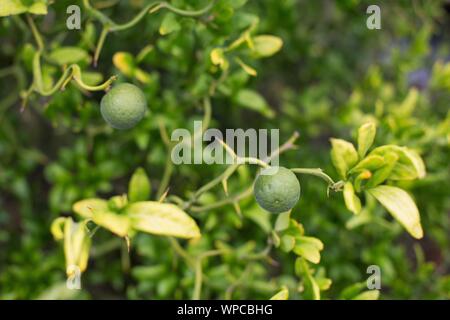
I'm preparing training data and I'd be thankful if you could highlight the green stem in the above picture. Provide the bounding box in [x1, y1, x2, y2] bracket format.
[184, 164, 239, 209]
[110, 3, 157, 31]
[154, 0, 217, 17]
[157, 156, 174, 199]
[192, 249, 224, 300]
[26, 14, 44, 51]
[190, 186, 253, 213]
[83, 0, 116, 26]
[184, 132, 300, 210]
[168, 237, 194, 266]
[290, 168, 336, 186]
[31, 52, 116, 96]
[193, 259, 203, 300]
[94, 27, 110, 67]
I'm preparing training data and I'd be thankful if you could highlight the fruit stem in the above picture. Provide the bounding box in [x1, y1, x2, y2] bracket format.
[291, 168, 342, 192]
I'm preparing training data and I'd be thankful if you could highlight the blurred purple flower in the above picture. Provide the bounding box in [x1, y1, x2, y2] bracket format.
[408, 69, 429, 90]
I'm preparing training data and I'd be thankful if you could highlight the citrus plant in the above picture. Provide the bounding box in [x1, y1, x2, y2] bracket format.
[0, 0, 449, 300]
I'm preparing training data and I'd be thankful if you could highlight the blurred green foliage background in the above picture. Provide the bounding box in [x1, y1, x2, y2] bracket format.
[0, 0, 449, 299]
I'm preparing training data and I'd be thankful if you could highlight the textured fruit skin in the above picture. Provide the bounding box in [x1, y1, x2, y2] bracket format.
[254, 167, 300, 213]
[100, 83, 147, 130]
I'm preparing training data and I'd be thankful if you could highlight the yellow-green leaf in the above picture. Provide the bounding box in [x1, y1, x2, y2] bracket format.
[235, 57, 257, 76]
[92, 211, 131, 237]
[349, 155, 385, 173]
[108, 195, 128, 211]
[0, 0, 47, 17]
[366, 152, 398, 188]
[352, 290, 380, 300]
[369, 145, 426, 180]
[63, 218, 91, 275]
[274, 211, 291, 231]
[330, 138, 359, 179]
[211, 48, 225, 66]
[134, 69, 152, 84]
[128, 167, 151, 202]
[296, 258, 321, 300]
[252, 35, 283, 58]
[72, 198, 108, 219]
[357, 122, 376, 157]
[294, 243, 321, 264]
[280, 235, 296, 252]
[113, 52, 135, 77]
[49, 47, 90, 66]
[270, 287, 289, 300]
[368, 185, 423, 239]
[343, 182, 362, 214]
[50, 217, 66, 240]
[81, 72, 103, 86]
[297, 236, 324, 251]
[127, 202, 201, 239]
[234, 89, 275, 118]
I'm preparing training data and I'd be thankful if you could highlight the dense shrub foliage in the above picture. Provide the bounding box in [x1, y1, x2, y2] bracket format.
[0, 0, 449, 299]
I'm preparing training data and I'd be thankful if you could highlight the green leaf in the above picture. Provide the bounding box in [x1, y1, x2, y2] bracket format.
[128, 167, 151, 202]
[63, 218, 91, 275]
[235, 57, 257, 76]
[72, 198, 109, 219]
[48, 47, 90, 66]
[297, 236, 324, 251]
[274, 211, 291, 231]
[113, 52, 135, 77]
[126, 202, 201, 239]
[210, 48, 228, 70]
[357, 122, 376, 157]
[330, 138, 358, 179]
[243, 206, 271, 233]
[368, 185, 423, 239]
[50, 217, 66, 240]
[352, 290, 380, 300]
[81, 72, 103, 86]
[280, 234, 296, 252]
[369, 145, 426, 180]
[346, 209, 371, 229]
[159, 13, 181, 35]
[252, 35, 283, 58]
[349, 155, 385, 174]
[0, 0, 47, 17]
[92, 211, 131, 237]
[293, 236, 324, 264]
[316, 277, 332, 291]
[339, 282, 366, 299]
[295, 258, 321, 300]
[234, 89, 275, 118]
[108, 195, 128, 211]
[365, 152, 398, 188]
[270, 287, 289, 300]
[343, 182, 361, 214]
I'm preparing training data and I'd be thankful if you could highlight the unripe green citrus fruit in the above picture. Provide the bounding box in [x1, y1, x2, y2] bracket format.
[100, 83, 147, 130]
[253, 166, 300, 213]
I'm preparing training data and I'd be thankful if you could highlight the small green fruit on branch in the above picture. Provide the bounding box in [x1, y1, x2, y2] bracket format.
[100, 83, 148, 130]
[254, 167, 301, 214]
